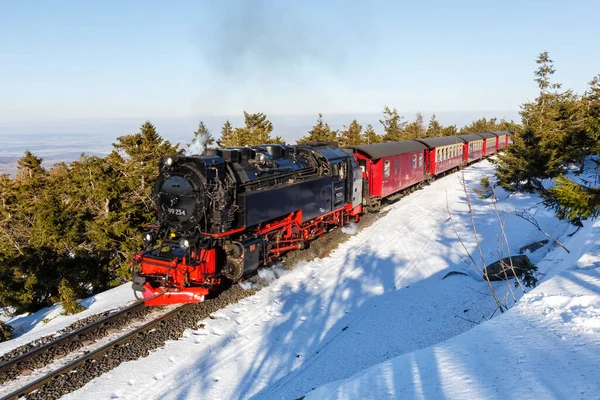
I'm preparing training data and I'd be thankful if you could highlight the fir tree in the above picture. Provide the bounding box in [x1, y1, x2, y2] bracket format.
[240, 111, 274, 145]
[494, 51, 570, 191]
[543, 175, 600, 226]
[188, 121, 215, 155]
[494, 127, 548, 191]
[379, 106, 407, 141]
[542, 75, 600, 225]
[441, 125, 458, 136]
[58, 278, 86, 315]
[218, 120, 236, 147]
[405, 112, 426, 139]
[426, 114, 443, 137]
[271, 136, 286, 145]
[586, 75, 600, 155]
[297, 113, 337, 143]
[16, 151, 45, 181]
[362, 124, 381, 144]
[339, 119, 364, 146]
[0, 320, 13, 342]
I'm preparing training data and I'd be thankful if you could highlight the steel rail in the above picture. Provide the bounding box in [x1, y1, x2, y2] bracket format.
[1, 303, 193, 400]
[0, 300, 145, 383]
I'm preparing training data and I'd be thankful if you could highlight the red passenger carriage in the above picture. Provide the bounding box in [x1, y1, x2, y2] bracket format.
[459, 134, 485, 163]
[492, 131, 509, 150]
[477, 132, 498, 157]
[415, 136, 466, 176]
[346, 141, 427, 207]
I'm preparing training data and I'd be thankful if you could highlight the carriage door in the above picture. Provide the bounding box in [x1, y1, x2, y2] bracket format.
[330, 160, 346, 208]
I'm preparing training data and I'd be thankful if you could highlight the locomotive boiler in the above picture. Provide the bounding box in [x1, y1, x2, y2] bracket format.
[131, 143, 363, 305]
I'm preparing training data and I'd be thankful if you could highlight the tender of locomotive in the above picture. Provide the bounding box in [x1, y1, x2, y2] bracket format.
[132, 143, 362, 305]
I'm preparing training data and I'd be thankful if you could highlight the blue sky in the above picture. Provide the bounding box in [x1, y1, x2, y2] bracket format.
[1, 0, 599, 125]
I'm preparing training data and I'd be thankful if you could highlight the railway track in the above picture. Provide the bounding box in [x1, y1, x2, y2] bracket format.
[0, 301, 147, 385]
[0, 210, 383, 400]
[0, 303, 191, 400]
[0, 285, 256, 400]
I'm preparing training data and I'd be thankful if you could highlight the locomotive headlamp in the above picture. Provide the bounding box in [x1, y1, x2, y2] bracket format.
[180, 238, 190, 249]
[166, 157, 173, 166]
[142, 231, 154, 245]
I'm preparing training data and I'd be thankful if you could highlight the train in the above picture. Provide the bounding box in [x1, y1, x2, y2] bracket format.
[131, 131, 514, 306]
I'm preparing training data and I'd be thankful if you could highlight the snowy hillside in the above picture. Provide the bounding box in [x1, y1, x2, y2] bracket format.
[305, 218, 600, 400]
[50, 158, 590, 400]
[2, 158, 597, 400]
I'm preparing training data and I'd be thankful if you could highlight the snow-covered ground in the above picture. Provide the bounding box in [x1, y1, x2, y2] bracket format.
[0, 283, 137, 356]
[305, 219, 600, 400]
[3, 158, 598, 400]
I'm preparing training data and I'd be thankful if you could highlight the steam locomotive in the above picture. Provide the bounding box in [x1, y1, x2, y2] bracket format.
[131, 132, 513, 306]
[131, 142, 363, 305]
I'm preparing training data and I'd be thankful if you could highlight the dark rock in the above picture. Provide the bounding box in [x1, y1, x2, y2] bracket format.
[484, 255, 536, 281]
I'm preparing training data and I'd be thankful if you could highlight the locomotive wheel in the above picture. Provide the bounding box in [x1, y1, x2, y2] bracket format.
[223, 260, 244, 281]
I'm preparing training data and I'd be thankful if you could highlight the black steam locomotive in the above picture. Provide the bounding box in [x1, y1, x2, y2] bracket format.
[132, 143, 363, 305]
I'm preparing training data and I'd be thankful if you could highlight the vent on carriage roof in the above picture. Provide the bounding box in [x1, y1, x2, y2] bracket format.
[345, 140, 427, 159]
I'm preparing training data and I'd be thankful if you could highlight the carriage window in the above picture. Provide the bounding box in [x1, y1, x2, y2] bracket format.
[395, 158, 401, 174]
[384, 160, 391, 178]
[418, 153, 423, 167]
[437, 150, 440, 162]
[412, 155, 417, 168]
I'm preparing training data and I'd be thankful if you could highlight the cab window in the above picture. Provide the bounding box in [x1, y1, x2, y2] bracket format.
[331, 161, 346, 180]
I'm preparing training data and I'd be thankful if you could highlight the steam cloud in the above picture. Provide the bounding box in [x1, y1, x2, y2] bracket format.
[192, 1, 374, 112]
[186, 139, 205, 156]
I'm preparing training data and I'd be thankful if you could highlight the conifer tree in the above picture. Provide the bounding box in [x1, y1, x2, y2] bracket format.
[16, 151, 45, 181]
[297, 113, 338, 143]
[218, 120, 235, 147]
[188, 121, 215, 155]
[0, 320, 13, 342]
[58, 278, 86, 315]
[240, 111, 274, 145]
[441, 125, 458, 136]
[543, 175, 600, 227]
[271, 136, 286, 145]
[379, 106, 407, 141]
[542, 75, 600, 225]
[426, 114, 443, 137]
[494, 127, 548, 191]
[339, 119, 364, 146]
[494, 52, 570, 191]
[362, 124, 381, 144]
[405, 112, 426, 139]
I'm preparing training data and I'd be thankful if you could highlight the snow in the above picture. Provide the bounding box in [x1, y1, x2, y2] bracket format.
[3, 158, 598, 400]
[0, 282, 137, 356]
[305, 219, 600, 400]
